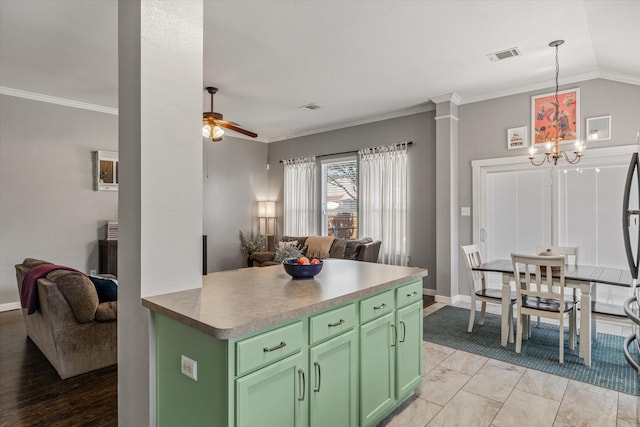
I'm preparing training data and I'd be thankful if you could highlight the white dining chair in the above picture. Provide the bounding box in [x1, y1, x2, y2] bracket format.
[511, 253, 577, 364]
[535, 246, 580, 327]
[461, 244, 517, 343]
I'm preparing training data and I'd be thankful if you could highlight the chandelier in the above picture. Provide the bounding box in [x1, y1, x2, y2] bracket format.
[529, 40, 585, 166]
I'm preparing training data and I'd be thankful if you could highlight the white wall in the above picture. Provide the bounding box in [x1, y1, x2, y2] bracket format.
[203, 134, 268, 272]
[0, 95, 118, 309]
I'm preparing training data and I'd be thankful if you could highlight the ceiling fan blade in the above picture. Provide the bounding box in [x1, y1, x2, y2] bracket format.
[218, 121, 258, 138]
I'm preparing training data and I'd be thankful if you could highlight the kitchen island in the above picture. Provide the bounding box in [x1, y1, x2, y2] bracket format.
[143, 259, 428, 427]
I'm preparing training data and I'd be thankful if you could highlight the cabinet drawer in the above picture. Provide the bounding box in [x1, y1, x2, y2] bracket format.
[396, 281, 422, 309]
[236, 322, 303, 377]
[360, 290, 395, 324]
[309, 304, 356, 345]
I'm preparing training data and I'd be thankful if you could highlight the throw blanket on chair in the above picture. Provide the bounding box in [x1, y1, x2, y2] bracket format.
[21, 264, 80, 314]
[305, 236, 335, 259]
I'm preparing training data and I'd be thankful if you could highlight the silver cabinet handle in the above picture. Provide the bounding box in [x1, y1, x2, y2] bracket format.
[406, 291, 418, 297]
[313, 361, 321, 392]
[298, 368, 305, 401]
[328, 319, 345, 327]
[263, 341, 286, 352]
[399, 320, 406, 343]
[390, 323, 397, 347]
[374, 303, 387, 310]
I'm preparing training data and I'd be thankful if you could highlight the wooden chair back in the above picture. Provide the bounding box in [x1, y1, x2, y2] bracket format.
[512, 253, 567, 303]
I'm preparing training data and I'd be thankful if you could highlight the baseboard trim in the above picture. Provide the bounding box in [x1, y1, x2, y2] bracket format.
[0, 302, 21, 312]
[422, 288, 436, 296]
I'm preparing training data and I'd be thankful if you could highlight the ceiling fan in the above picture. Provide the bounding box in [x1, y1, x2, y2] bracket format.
[202, 87, 258, 141]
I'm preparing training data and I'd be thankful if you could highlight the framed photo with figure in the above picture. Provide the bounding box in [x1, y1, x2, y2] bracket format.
[531, 88, 580, 146]
[507, 126, 527, 150]
[586, 115, 611, 141]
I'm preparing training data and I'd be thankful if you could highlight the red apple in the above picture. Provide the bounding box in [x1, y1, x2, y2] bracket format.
[310, 259, 320, 265]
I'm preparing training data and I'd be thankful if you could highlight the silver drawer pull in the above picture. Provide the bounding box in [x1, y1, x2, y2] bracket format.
[313, 361, 321, 392]
[373, 303, 387, 310]
[406, 291, 418, 297]
[328, 319, 345, 327]
[298, 369, 306, 401]
[263, 341, 286, 352]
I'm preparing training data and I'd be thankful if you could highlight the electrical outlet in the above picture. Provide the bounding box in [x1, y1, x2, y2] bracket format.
[89, 270, 97, 276]
[181, 355, 197, 381]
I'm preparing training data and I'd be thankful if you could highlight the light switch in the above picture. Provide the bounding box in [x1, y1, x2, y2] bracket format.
[461, 207, 471, 216]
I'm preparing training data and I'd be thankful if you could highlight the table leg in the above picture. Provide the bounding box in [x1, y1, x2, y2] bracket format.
[579, 282, 593, 366]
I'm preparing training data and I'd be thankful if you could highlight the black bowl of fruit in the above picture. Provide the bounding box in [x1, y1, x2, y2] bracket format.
[283, 257, 323, 280]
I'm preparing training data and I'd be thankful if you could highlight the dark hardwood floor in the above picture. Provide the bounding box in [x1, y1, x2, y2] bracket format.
[0, 309, 117, 427]
[423, 294, 435, 308]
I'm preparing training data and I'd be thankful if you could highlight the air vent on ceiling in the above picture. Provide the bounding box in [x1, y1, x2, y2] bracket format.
[486, 47, 521, 62]
[299, 103, 321, 110]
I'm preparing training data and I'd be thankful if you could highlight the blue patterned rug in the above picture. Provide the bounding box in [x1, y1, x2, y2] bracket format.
[423, 305, 639, 396]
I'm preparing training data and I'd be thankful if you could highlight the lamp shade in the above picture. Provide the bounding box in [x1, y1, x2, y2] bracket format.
[258, 201, 276, 218]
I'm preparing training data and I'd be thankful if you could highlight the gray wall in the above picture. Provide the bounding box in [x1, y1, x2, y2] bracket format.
[203, 134, 269, 272]
[457, 78, 640, 296]
[267, 112, 437, 290]
[0, 95, 118, 306]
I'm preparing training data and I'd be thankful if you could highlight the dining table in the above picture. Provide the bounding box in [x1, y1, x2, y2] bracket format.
[473, 259, 635, 366]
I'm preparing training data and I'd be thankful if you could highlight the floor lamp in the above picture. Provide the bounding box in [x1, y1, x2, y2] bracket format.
[258, 201, 276, 251]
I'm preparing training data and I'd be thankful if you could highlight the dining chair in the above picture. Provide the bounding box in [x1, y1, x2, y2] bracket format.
[511, 253, 577, 363]
[535, 246, 580, 326]
[461, 244, 517, 343]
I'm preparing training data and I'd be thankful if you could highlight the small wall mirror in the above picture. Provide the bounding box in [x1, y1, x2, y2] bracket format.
[94, 151, 118, 191]
[586, 116, 611, 142]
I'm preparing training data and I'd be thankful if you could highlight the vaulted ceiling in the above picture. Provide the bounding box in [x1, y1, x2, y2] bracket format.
[1, 0, 638, 142]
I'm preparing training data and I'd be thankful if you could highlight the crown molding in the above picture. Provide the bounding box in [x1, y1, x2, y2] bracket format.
[430, 92, 461, 105]
[458, 71, 603, 105]
[0, 86, 118, 115]
[263, 103, 435, 143]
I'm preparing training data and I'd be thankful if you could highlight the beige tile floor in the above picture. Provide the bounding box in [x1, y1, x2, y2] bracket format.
[379, 303, 640, 427]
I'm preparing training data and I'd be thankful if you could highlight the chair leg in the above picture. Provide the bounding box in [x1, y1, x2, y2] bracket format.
[569, 309, 576, 350]
[515, 310, 522, 353]
[559, 317, 564, 364]
[468, 297, 476, 333]
[508, 304, 514, 343]
[479, 301, 486, 325]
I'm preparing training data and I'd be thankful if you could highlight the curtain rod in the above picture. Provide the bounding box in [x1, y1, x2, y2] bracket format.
[279, 141, 412, 163]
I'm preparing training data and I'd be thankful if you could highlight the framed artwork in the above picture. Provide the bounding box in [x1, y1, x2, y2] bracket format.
[531, 88, 580, 146]
[586, 115, 611, 141]
[94, 151, 118, 191]
[507, 126, 527, 150]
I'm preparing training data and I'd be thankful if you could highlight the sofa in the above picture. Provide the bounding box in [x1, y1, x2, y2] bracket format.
[15, 258, 117, 379]
[249, 236, 382, 267]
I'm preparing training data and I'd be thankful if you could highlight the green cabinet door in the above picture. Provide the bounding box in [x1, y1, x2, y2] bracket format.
[309, 329, 358, 427]
[236, 352, 308, 427]
[396, 301, 423, 399]
[359, 311, 395, 427]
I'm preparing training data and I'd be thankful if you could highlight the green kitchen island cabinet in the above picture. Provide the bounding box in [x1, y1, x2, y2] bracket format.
[142, 259, 427, 427]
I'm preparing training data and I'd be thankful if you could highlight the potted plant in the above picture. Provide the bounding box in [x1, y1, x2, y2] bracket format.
[239, 230, 265, 256]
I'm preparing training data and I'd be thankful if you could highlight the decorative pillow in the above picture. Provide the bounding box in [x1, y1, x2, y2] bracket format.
[89, 276, 118, 303]
[278, 240, 298, 250]
[46, 270, 99, 323]
[95, 301, 118, 321]
[329, 239, 348, 258]
[344, 238, 373, 260]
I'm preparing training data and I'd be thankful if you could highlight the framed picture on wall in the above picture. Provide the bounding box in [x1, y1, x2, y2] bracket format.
[507, 126, 527, 150]
[531, 88, 580, 146]
[94, 151, 118, 191]
[586, 115, 611, 141]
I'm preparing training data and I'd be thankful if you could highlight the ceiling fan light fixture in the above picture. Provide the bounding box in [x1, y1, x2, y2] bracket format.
[212, 125, 224, 141]
[202, 123, 212, 138]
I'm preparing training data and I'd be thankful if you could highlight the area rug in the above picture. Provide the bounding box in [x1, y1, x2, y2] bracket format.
[423, 305, 639, 396]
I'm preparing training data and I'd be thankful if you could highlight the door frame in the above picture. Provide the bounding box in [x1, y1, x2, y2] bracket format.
[471, 145, 638, 259]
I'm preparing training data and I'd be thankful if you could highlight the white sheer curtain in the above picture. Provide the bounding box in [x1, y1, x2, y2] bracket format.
[359, 143, 409, 265]
[283, 156, 317, 236]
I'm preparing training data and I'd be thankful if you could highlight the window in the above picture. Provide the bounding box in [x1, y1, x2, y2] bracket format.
[321, 156, 358, 238]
